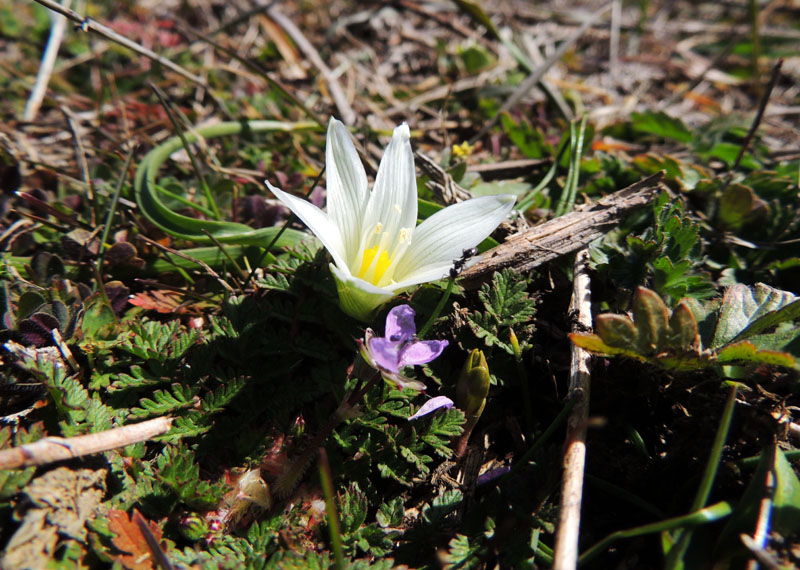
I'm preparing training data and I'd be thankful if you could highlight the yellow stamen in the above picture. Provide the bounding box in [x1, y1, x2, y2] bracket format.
[358, 246, 392, 284]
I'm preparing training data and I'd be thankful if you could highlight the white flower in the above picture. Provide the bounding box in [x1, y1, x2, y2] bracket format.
[266, 118, 515, 321]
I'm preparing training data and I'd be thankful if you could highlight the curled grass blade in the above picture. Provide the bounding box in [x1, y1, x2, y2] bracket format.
[134, 120, 320, 247]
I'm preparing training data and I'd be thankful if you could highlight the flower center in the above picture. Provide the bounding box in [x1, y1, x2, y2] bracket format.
[358, 246, 392, 284]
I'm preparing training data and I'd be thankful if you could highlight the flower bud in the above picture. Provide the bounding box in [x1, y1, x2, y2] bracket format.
[454, 349, 491, 457]
[456, 349, 490, 420]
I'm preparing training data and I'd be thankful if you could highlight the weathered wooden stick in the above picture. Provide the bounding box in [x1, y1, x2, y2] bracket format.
[459, 171, 664, 288]
[552, 248, 593, 569]
[0, 417, 172, 470]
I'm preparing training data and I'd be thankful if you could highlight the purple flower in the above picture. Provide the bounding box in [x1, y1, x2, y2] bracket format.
[359, 304, 448, 391]
[408, 396, 454, 421]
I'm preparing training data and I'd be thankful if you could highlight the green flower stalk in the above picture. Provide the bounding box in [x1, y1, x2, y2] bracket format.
[454, 349, 491, 458]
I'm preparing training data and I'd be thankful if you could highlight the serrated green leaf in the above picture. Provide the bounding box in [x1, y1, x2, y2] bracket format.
[423, 489, 463, 527]
[445, 534, 483, 569]
[376, 497, 404, 528]
[400, 445, 432, 476]
[377, 461, 413, 486]
[132, 383, 197, 418]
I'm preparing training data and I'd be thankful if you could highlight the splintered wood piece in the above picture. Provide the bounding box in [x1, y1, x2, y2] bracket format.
[459, 171, 664, 288]
[0, 417, 173, 470]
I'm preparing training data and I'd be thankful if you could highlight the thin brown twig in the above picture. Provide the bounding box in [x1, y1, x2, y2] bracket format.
[552, 247, 593, 569]
[0, 417, 173, 469]
[32, 0, 207, 86]
[265, 5, 356, 126]
[459, 172, 663, 288]
[730, 58, 784, 175]
[61, 105, 98, 226]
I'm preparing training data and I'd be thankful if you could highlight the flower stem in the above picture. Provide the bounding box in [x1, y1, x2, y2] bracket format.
[318, 447, 345, 570]
[418, 276, 456, 338]
[273, 371, 381, 499]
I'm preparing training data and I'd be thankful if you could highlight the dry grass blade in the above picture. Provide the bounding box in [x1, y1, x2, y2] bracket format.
[32, 0, 206, 86]
[470, 1, 613, 143]
[266, 5, 356, 126]
[24, 0, 71, 122]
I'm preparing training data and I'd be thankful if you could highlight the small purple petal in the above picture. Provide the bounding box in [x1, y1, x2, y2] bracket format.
[408, 396, 454, 420]
[383, 372, 427, 392]
[476, 466, 511, 486]
[368, 336, 401, 374]
[384, 305, 416, 342]
[399, 340, 448, 367]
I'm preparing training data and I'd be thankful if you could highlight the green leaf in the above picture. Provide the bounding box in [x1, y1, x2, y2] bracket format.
[466, 269, 536, 353]
[717, 184, 758, 231]
[445, 534, 483, 569]
[595, 314, 638, 348]
[376, 497, 404, 528]
[714, 446, 800, 566]
[666, 301, 700, 351]
[632, 287, 670, 353]
[712, 283, 799, 348]
[79, 293, 117, 340]
[631, 111, 693, 143]
[569, 333, 646, 360]
[132, 383, 198, 418]
[422, 489, 463, 527]
[715, 341, 796, 368]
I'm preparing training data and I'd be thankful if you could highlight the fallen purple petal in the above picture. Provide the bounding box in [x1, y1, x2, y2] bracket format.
[408, 396, 454, 420]
[476, 466, 511, 486]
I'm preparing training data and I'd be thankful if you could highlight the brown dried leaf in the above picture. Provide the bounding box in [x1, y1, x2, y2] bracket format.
[109, 508, 163, 570]
[1, 467, 106, 568]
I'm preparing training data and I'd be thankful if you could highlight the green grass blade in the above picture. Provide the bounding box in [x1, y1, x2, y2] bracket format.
[134, 120, 320, 247]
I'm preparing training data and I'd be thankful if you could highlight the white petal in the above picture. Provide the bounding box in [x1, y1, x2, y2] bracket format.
[266, 181, 348, 269]
[325, 118, 369, 262]
[362, 124, 418, 248]
[394, 194, 515, 280]
[387, 263, 454, 291]
[330, 263, 396, 321]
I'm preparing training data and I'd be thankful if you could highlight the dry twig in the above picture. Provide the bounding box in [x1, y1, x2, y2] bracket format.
[0, 417, 173, 469]
[24, 0, 71, 121]
[552, 247, 593, 569]
[459, 172, 663, 288]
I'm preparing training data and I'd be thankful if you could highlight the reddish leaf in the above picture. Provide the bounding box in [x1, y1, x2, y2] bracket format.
[108, 509, 163, 570]
[128, 290, 190, 314]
